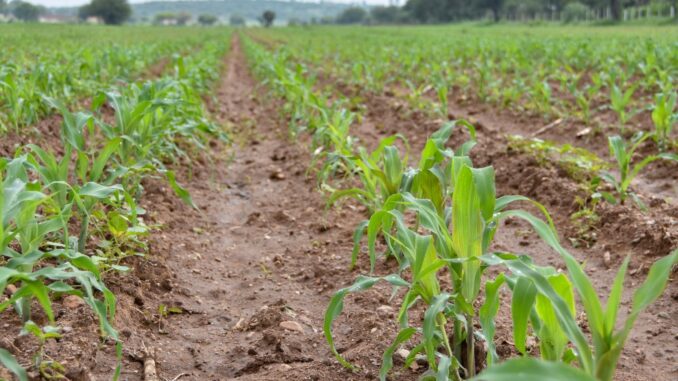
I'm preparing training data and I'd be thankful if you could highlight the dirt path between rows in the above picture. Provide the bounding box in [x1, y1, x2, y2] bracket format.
[92, 35, 422, 381]
[315, 72, 678, 381]
[100, 35, 677, 381]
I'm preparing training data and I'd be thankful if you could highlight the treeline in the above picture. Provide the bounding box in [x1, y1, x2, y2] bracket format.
[329, 0, 678, 24]
[0, 0, 47, 21]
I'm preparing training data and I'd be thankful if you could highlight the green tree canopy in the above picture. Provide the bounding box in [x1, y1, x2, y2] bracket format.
[198, 14, 218, 25]
[230, 13, 245, 26]
[336, 6, 367, 24]
[12, 1, 41, 21]
[261, 9, 275, 26]
[79, 0, 131, 25]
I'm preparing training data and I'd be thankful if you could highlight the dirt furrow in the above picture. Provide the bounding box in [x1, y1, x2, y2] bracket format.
[92, 35, 425, 381]
[317, 75, 677, 381]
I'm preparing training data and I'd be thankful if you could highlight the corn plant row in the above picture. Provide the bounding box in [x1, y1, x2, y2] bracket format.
[251, 26, 677, 152]
[243, 37, 678, 381]
[0, 36, 230, 380]
[253, 28, 677, 214]
[0, 26, 229, 133]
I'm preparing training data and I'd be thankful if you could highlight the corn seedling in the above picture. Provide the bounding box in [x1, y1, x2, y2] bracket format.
[651, 91, 677, 152]
[609, 84, 637, 132]
[474, 245, 678, 381]
[597, 132, 678, 209]
[325, 147, 567, 380]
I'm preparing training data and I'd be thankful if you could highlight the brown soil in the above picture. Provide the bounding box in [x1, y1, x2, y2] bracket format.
[1, 36, 676, 381]
[312, 67, 678, 380]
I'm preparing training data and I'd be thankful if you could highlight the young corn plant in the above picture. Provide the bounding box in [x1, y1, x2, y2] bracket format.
[342, 122, 474, 271]
[325, 155, 562, 380]
[474, 244, 678, 381]
[650, 91, 677, 152]
[597, 132, 678, 209]
[1, 155, 119, 345]
[609, 84, 637, 132]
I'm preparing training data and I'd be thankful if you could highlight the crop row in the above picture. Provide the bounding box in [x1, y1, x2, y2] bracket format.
[0, 32, 230, 379]
[250, 26, 677, 150]
[242, 35, 677, 381]
[251, 26, 677, 219]
[0, 25, 229, 132]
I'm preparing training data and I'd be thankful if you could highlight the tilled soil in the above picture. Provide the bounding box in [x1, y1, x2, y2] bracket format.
[2, 35, 677, 381]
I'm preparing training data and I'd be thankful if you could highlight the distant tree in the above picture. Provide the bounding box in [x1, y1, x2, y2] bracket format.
[176, 11, 191, 25]
[562, 1, 589, 22]
[288, 17, 304, 26]
[154, 12, 176, 24]
[79, 0, 131, 25]
[13, 1, 41, 21]
[370, 6, 402, 23]
[404, 0, 478, 23]
[610, 0, 622, 20]
[336, 6, 367, 24]
[229, 13, 245, 26]
[260, 9, 275, 26]
[480, 0, 506, 21]
[0, 0, 6, 15]
[198, 14, 218, 25]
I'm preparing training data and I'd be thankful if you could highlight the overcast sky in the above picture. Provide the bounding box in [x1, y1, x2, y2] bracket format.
[29, 0, 394, 8]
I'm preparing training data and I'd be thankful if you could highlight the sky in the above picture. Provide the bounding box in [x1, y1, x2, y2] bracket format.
[28, 0, 393, 8]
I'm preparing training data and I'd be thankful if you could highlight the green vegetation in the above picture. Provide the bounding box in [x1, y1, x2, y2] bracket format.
[1, 20, 676, 381]
[246, 23, 678, 381]
[1, 24, 230, 379]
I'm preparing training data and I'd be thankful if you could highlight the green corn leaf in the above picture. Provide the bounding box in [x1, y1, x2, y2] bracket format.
[603, 256, 629, 335]
[422, 292, 451, 369]
[479, 273, 505, 366]
[79, 182, 123, 199]
[91, 137, 122, 182]
[436, 354, 452, 381]
[452, 165, 483, 302]
[166, 170, 196, 209]
[0, 348, 28, 381]
[511, 277, 537, 355]
[324, 274, 409, 370]
[350, 220, 368, 269]
[498, 254, 593, 374]
[379, 327, 416, 381]
[472, 357, 597, 381]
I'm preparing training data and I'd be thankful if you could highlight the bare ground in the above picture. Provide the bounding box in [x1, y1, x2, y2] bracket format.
[2, 35, 677, 381]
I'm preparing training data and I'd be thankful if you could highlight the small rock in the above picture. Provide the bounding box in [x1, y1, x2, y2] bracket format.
[576, 127, 591, 137]
[4, 284, 17, 296]
[62, 326, 73, 333]
[62, 295, 84, 309]
[279, 320, 304, 333]
[376, 305, 394, 319]
[270, 169, 286, 181]
[603, 251, 611, 268]
[657, 312, 669, 319]
[395, 348, 410, 362]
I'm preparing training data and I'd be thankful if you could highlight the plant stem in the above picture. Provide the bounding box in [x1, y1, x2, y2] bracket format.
[78, 212, 90, 254]
[467, 313, 475, 378]
[438, 314, 462, 381]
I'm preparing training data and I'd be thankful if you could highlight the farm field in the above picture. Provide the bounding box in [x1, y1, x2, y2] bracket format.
[1, 23, 677, 381]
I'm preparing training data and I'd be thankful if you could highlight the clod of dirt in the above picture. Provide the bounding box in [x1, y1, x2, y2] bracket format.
[270, 168, 286, 180]
[62, 295, 85, 309]
[4, 284, 16, 296]
[279, 320, 304, 333]
[376, 305, 395, 319]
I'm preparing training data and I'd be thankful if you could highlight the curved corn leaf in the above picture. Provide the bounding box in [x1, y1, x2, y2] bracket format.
[472, 357, 597, 381]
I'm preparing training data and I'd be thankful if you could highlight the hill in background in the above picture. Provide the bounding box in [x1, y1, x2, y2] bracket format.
[51, 0, 358, 24]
